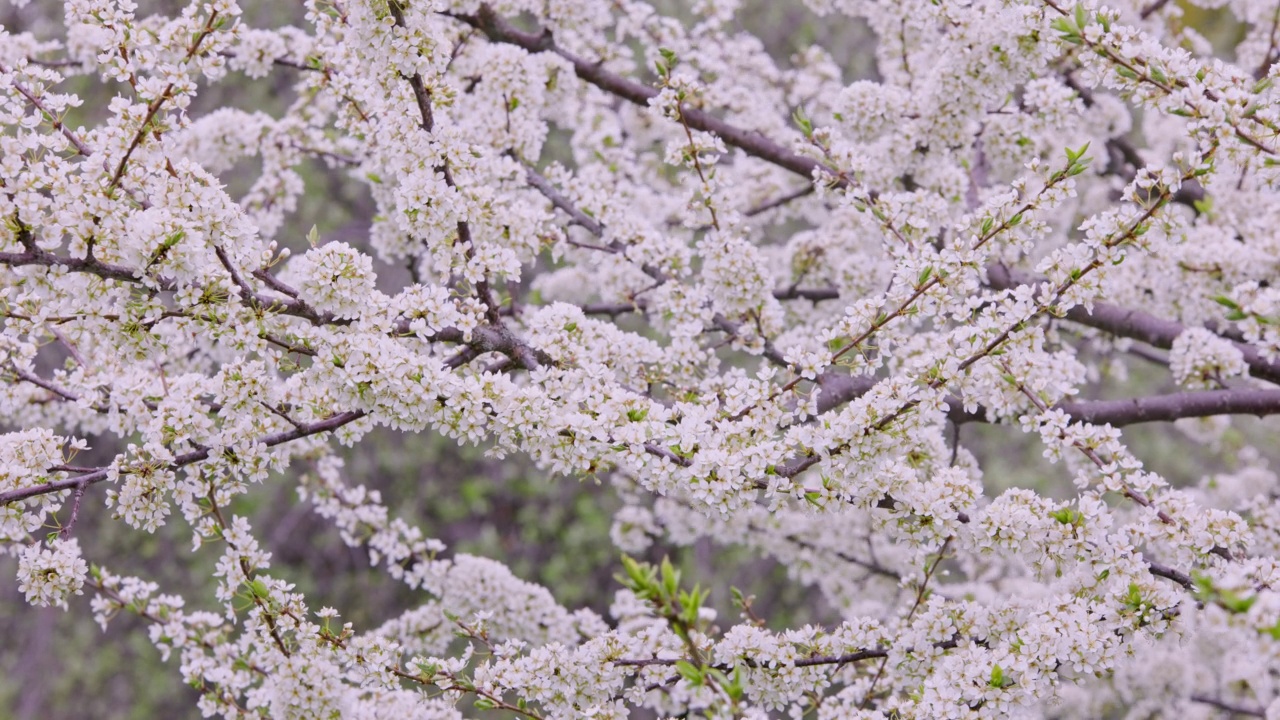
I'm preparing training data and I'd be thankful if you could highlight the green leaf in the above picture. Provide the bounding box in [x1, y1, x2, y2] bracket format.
[660, 556, 679, 596]
[723, 665, 745, 701]
[1049, 17, 1077, 39]
[675, 660, 703, 685]
[1124, 582, 1144, 610]
[1065, 142, 1089, 164]
[792, 106, 813, 138]
[1192, 572, 1214, 595]
[706, 667, 732, 691]
[1050, 508, 1082, 525]
[989, 663, 1006, 688]
[1220, 591, 1257, 614]
[249, 578, 270, 599]
[655, 48, 678, 78]
[619, 555, 648, 589]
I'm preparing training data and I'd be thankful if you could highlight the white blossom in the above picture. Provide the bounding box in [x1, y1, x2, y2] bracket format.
[17, 538, 88, 610]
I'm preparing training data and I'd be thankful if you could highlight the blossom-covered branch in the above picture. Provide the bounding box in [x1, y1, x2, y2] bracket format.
[4, 0, 1280, 717]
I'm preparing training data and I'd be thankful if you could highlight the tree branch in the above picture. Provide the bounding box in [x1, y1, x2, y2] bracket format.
[987, 263, 1280, 386]
[1053, 388, 1280, 426]
[0, 63, 93, 156]
[1188, 694, 1264, 718]
[452, 6, 836, 187]
[819, 370, 1280, 427]
[0, 411, 367, 506]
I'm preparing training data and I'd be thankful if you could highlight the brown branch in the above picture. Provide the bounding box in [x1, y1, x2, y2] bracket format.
[58, 481, 89, 539]
[388, 1, 436, 133]
[522, 163, 603, 236]
[1053, 388, 1280, 426]
[0, 63, 93, 156]
[615, 638, 961, 671]
[711, 314, 788, 367]
[389, 1, 506, 329]
[251, 268, 301, 298]
[0, 410, 367, 506]
[580, 302, 642, 317]
[783, 532, 901, 582]
[861, 538, 952, 709]
[582, 285, 838, 317]
[1254, 5, 1280, 81]
[521, 163, 670, 283]
[0, 246, 333, 324]
[10, 366, 94, 408]
[772, 286, 840, 303]
[1145, 561, 1193, 590]
[522, 164, 790, 365]
[987, 263, 1280, 387]
[0, 247, 172, 288]
[1188, 694, 1264, 718]
[214, 245, 259, 308]
[453, 6, 834, 187]
[1139, 0, 1174, 20]
[818, 370, 1280, 427]
[1002, 359, 1177, 526]
[744, 185, 816, 217]
[1062, 72, 1205, 209]
[107, 10, 221, 194]
[217, 50, 321, 73]
[1, 243, 555, 373]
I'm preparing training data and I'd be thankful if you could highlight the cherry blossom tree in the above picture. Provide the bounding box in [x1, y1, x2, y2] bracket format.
[4, 0, 1280, 716]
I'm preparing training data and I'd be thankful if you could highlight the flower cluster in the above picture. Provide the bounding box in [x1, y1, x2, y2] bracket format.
[1170, 327, 1247, 388]
[17, 537, 88, 609]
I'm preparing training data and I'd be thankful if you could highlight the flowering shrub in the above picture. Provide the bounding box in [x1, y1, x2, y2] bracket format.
[4, 0, 1280, 717]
